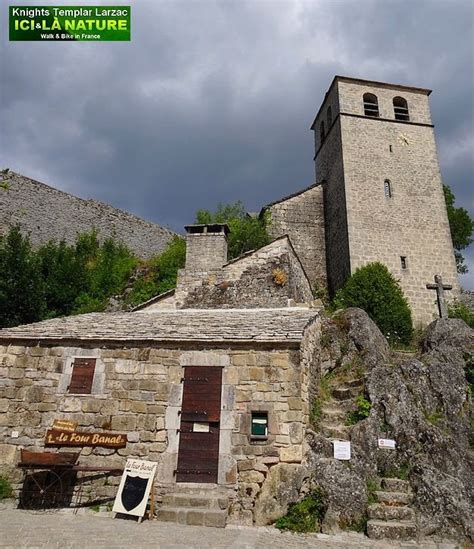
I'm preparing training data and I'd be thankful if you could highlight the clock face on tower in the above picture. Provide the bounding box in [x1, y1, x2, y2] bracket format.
[398, 133, 414, 146]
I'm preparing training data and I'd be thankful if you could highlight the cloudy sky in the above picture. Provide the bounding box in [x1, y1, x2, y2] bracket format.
[1, 0, 473, 287]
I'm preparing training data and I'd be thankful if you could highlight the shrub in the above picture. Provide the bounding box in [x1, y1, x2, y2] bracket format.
[0, 475, 13, 500]
[346, 395, 371, 425]
[274, 489, 327, 533]
[448, 299, 474, 328]
[195, 201, 270, 259]
[126, 236, 185, 307]
[333, 262, 413, 345]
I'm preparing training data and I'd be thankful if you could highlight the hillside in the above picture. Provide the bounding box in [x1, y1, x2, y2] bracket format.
[0, 171, 176, 258]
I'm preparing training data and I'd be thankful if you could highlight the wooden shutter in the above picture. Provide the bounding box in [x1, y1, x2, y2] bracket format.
[68, 358, 96, 394]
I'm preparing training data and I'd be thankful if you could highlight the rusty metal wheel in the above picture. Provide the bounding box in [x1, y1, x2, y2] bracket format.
[19, 469, 65, 509]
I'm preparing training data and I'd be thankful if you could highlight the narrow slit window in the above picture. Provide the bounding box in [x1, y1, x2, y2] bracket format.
[68, 358, 96, 394]
[327, 106, 332, 128]
[384, 179, 392, 198]
[393, 96, 409, 121]
[363, 93, 379, 117]
[320, 121, 325, 143]
[251, 412, 268, 437]
[400, 256, 408, 270]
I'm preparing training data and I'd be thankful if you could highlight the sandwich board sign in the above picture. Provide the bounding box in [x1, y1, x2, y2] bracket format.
[113, 459, 157, 520]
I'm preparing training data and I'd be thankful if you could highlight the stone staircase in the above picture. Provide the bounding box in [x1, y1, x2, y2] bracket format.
[367, 478, 417, 541]
[156, 484, 231, 528]
[318, 377, 364, 441]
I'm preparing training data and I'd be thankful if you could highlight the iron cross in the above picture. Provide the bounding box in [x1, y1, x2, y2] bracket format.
[426, 274, 453, 318]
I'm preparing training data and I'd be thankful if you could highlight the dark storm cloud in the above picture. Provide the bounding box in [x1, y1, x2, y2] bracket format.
[1, 0, 473, 286]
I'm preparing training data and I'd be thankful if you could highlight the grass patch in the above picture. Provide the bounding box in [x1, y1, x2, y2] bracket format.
[366, 478, 380, 505]
[274, 489, 327, 533]
[320, 332, 332, 349]
[344, 514, 368, 533]
[310, 399, 323, 426]
[310, 373, 334, 428]
[425, 410, 444, 426]
[464, 352, 474, 394]
[381, 463, 410, 481]
[0, 476, 13, 500]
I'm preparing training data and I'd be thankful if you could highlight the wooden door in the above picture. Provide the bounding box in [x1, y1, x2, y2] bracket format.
[176, 366, 222, 483]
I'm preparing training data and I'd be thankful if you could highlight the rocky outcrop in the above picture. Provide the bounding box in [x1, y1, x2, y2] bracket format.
[306, 308, 473, 541]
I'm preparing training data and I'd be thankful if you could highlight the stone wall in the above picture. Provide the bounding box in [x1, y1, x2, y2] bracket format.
[172, 237, 313, 309]
[0, 337, 314, 524]
[316, 118, 350, 297]
[266, 185, 327, 291]
[0, 172, 175, 258]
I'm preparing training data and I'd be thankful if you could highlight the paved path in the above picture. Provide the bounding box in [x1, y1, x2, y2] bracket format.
[0, 507, 462, 549]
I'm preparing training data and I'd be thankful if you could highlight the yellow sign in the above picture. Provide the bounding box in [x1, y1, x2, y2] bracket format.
[52, 419, 78, 432]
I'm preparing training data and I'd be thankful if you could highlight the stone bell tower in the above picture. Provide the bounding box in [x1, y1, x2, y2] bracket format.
[311, 76, 460, 325]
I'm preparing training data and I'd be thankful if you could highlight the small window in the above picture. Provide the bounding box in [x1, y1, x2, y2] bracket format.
[320, 121, 325, 143]
[251, 412, 268, 437]
[363, 93, 379, 117]
[327, 106, 332, 128]
[68, 358, 96, 394]
[384, 179, 392, 198]
[400, 256, 408, 270]
[393, 96, 409, 121]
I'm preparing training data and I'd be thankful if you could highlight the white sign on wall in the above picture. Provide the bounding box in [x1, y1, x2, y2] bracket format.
[378, 438, 396, 449]
[333, 440, 351, 460]
[112, 459, 157, 518]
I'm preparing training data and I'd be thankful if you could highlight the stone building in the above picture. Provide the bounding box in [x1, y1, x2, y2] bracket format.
[0, 224, 320, 526]
[0, 309, 319, 526]
[265, 76, 460, 325]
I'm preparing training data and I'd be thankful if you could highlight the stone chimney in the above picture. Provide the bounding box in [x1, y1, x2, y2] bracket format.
[184, 224, 229, 273]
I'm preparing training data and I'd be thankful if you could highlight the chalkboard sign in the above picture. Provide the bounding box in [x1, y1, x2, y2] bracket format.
[112, 459, 157, 519]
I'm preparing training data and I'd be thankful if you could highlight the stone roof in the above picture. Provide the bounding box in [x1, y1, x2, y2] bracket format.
[261, 182, 321, 210]
[0, 308, 319, 345]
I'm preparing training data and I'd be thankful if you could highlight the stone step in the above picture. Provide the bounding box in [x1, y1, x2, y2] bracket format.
[162, 493, 228, 510]
[367, 519, 417, 540]
[331, 387, 354, 401]
[375, 491, 413, 506]
[344, 378, 365, 388]
[320, 423, 350, 440]
[368, 504, 414, 521]
[321, 407, 347, 422]
[381, 478, 412, 493]
[156, 507, 227, 528]
[325, 398, 356, 413]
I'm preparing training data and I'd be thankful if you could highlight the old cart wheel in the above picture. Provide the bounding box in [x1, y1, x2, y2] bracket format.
[19, 469, 65, 509]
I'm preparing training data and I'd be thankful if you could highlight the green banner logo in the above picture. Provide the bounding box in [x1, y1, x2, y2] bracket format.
[9, 6, 131, 41]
